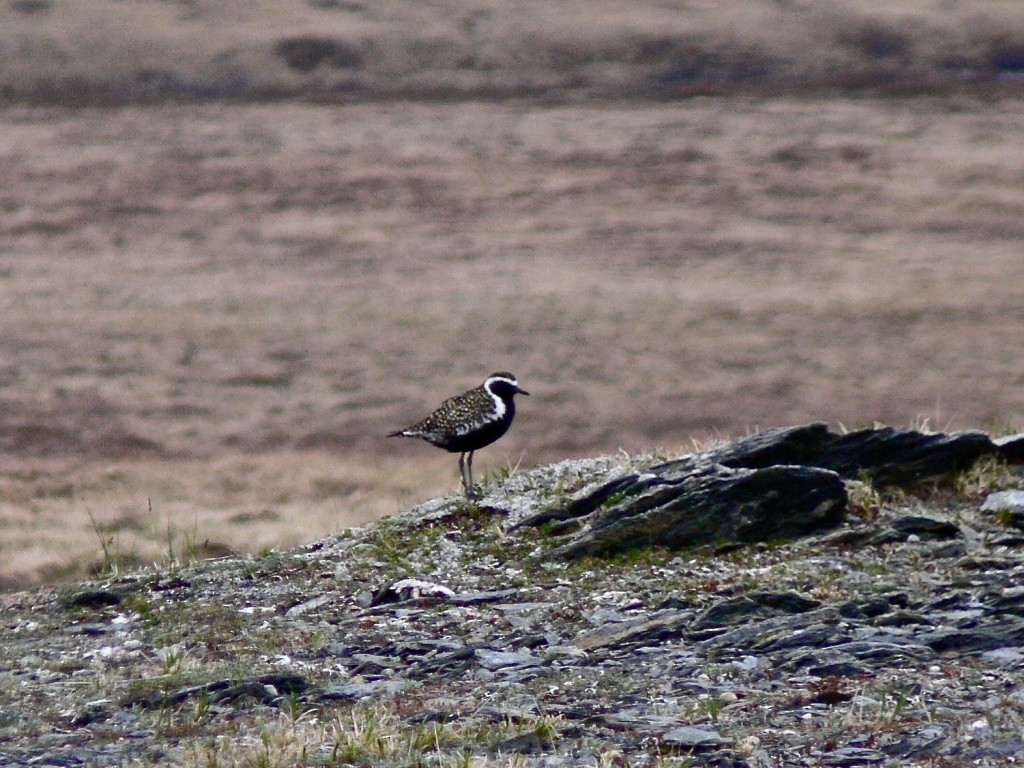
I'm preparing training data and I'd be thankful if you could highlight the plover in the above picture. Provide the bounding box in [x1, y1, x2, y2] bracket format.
[388, 372, 529, 498]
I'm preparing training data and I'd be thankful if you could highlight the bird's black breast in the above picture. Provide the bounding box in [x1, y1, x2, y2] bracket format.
[430, 401, 515, 453]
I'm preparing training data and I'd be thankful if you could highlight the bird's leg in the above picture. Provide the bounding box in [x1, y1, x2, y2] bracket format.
[458, 453, 466, 496]
[458, 452, 479, 499]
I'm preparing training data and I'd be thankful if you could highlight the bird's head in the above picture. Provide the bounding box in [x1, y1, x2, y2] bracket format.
[484, 372, 529, 399]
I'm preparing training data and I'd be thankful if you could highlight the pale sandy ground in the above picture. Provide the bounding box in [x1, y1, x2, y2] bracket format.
[2, 97, 1023, 587]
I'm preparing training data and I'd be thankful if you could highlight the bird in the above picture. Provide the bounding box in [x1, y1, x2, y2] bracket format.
[387, 372, 529, 498]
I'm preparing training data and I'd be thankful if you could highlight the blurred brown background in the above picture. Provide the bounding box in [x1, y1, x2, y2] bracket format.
[2, 0, 1024, 586]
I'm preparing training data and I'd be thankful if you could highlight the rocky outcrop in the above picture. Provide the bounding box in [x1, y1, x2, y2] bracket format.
[521, 423, 1000, 558]
[650, 421, 997, 482]
[536, 464, 847, 559]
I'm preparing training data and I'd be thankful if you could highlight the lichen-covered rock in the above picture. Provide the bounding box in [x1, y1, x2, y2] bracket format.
[522, 423, 997, 559]
[650, 422, 996, 485]
[535, 463, 847, 559]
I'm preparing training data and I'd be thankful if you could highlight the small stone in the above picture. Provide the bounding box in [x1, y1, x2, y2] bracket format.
[982, 491, 1024, 529]
[660, 725, 727, 748]
[574, 610, 689, 651]
[880, 723, 947, 758]
[820, 746, 886, 765]
[285, 595, 332, 617]
[970, 718, 992, 736]
[318, 679, 408, 701]
[450, 589, 519, 605]
[588, 607, 629, 625]
[804, 658, 871, 679]
[982, 490, 1024, 512]
[732, 655, 762, 672]
[981, 647, 1023, 668]
[474, 649, 542, 670]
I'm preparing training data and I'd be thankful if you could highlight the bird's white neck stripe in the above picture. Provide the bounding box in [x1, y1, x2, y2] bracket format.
[484, 377, 514, 419]
[487, 386, 506, 419]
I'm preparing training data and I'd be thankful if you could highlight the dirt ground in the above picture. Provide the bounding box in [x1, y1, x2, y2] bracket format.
[2, 96, 1023, 586]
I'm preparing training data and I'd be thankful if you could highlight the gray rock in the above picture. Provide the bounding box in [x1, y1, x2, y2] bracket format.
[692, 607, 841, 653]
[351, 653, 405, 671]
[831, 640, 936, 662]
[981, 489, 1024, 513]
[641, 423, 809, 478]
[756, 623, 845, 652]
[574, 611, 690, 651]
[919, 617, 1024, 653]
[653, 422, 996, 485]
[966, 736, 1024, 760]
[980, 647, 1024, 668]
[690, 591, 821, 631]
[522, 423, 995, 559]
[318, 679, 409, 701]
[285, 595, 333, 617]
[880, 723, 947, 758]
[796, 654, 871, 678]
[450, 589, 520, 605]
[815, 427, 994, 485]
[982, 490, 1024, 529]
[660, 725, 727, 748]
[406, 646, 478, 678]
[123, 673, 309, 709]
[544, 464, 847, 559]
[838, 595, 897, 619]
[7, 422, 1024, 768]
[873, 610, 933, 628]
[493, 731, 553, 754]
[994, 433, 1024, 463]
[868, 515, 961, 544]
[927, 608, 984, 628]
[70, 700, 112, 727]
[474, 649, 543, 670]
[75, 622, 112, 636]
[989, 586, 1024, 616]
[820, 746, 887, 765]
